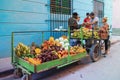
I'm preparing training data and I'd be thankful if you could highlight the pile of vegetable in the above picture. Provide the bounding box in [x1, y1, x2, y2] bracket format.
[15, 36, 86, 65]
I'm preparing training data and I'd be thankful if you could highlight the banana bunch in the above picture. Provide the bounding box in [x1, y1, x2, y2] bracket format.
[15, 43, 30, 57]
[93, 31, 100, 39]
[82, 28, 100, 39]
[71, 28, 100, 39]
[72, 29, 82, 38]
[83, 31, 92, 39]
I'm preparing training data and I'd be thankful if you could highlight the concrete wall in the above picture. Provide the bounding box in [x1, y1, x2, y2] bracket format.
[113, 0, 120, 28]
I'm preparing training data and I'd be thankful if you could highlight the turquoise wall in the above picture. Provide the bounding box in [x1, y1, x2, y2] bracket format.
[0, 0, 112, 58]
[73, 0, 93, 24]
[0, 0, 50, 58]
[73, 0, 112, 27]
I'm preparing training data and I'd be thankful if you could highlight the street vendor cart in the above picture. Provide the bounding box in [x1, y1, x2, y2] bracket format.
[11, 27, 111, 80]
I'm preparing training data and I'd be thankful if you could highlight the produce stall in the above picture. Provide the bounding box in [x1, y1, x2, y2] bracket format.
[11, 27, 111, 80]
[11, 30, 87, 80]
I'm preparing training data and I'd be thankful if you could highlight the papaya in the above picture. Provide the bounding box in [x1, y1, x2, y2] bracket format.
[28, 58, 41, 65]
[62, 35, 67, 39]
[35, 48, 41, 54]
[49, 37, 54, 42]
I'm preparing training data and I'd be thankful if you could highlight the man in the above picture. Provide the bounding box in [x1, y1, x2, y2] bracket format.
[68, 12, 80, 30]
[68, 12, 81, 46]
[90, 12, 99, 30]
[85, 12, 99, 49]
[83, 13, 92, 29]
[77, 16, 80, 24]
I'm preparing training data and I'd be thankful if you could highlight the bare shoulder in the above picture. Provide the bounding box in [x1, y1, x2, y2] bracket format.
[105, 23, 109, 27]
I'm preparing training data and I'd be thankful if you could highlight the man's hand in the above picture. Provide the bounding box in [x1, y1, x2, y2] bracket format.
[90, 21, 98, 25]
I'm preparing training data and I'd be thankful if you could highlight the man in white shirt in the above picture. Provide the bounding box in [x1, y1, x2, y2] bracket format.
[90, 12, 99, 30]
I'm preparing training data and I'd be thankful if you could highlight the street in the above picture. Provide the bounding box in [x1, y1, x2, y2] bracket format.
[0, 41, 120, 80]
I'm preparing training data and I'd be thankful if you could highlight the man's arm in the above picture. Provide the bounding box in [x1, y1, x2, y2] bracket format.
[68, 18, 78, 27]
[90, 21, 98, 25]
[90, 17, 99, 25]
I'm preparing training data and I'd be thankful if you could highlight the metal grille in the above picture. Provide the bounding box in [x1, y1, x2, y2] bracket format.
[93, 0, 104, 27]
[50, 0, 73, 37]
[50, 0, 72, 14]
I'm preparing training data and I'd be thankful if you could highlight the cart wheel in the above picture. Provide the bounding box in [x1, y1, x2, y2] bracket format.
[89, 44, 101, 62]
[22, 74, 31, 80]
[101, 42, 105, 54]
[77, 60, 82, 65]
[13, 68, 23, 78]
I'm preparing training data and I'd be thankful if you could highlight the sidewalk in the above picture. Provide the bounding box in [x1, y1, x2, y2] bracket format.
[0, 57, 13, 77]
[0, 36, 120, 77]
[111, 36, 120, 44]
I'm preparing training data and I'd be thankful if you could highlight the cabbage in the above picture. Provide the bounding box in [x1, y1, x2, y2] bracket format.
[64, 39, 68, 42]
[65, 43, 69, 46]
[55, 39, 59, 42]
[59, 37, 63, 41]
[65, 47, 68, 50]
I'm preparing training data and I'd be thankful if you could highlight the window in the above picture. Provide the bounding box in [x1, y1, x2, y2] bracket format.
[94, 0, 104, 26]
[50, 0, 72, 14]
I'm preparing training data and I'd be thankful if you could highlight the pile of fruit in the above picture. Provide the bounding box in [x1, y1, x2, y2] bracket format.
[15, 36, 86, 65]
[70, 46, 86, 55]
[72, 28, 100, 39]
[24, 57, 42, 65]
[72, 29, 82, 38]
[82, 28, 100, 39]
[15, 43, 31, 57]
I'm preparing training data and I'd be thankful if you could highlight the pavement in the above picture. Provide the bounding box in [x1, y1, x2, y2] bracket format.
[111, 36, 120, 44]
[0, 58, 13, 77]
[0, 58, 12, 73]
[43, 41, 120, 80]
[0, 35, 120, 79]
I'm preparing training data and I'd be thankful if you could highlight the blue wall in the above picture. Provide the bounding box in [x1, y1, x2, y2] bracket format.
[73, 0, 93, 24]
[0, 0, 50, 58]
[0, 0, 112, 58]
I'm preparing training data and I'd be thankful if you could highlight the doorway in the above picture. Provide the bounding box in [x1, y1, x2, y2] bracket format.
[93, 0, 104, 26]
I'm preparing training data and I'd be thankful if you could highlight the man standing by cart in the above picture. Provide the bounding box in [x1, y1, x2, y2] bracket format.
[68, 12, 81, 46]
[89, 12, 99, 30]
[68, 12, 80, 30]
[83, 13, 92, 29]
